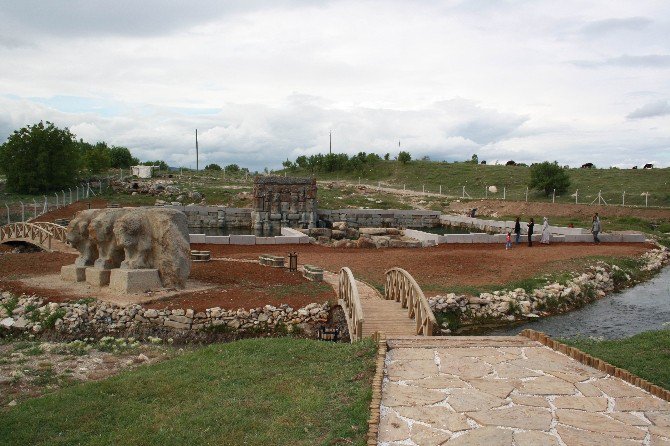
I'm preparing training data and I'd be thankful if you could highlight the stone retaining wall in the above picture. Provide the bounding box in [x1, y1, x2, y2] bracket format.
[189, 227, 310, 245]
[317, 209, 441, 228]
[428, 247, 670, 332]
[0, 295, 330, 341]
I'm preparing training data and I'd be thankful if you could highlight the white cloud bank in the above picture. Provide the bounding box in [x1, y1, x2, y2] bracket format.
[0, 0, 669, 170]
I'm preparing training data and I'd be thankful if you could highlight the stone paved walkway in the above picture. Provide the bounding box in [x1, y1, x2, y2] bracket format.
[378, 336, 670, 445]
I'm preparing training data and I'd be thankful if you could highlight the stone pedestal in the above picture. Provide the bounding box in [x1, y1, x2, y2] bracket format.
[61, 264, 86, 282]
[86, 267, 111, 287]
[110, 269, 162, 294]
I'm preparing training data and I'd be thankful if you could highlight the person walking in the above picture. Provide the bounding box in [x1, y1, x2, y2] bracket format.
[592, 213, 601, 243]
[540, 217, 551, 244]
[514, 217, 521, 245]
[527, 218, 534, 247]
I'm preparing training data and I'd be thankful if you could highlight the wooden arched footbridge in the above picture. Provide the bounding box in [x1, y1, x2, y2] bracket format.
[338, 266, 437, 341]
[0, 222, 74, 253]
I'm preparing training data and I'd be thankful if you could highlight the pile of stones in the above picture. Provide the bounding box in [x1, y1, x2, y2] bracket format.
[0, 293, 330, 339]
[110, 178, 204, 204]
[306, 224, 423, 249]
[429, 246, 670, 331]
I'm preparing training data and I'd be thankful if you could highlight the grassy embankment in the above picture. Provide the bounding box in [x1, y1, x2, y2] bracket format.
[562, 329, 670, 391]
[0, 337, 377, 446]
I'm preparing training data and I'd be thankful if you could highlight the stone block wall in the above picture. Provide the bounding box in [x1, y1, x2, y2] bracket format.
[317, 209, 441, 228]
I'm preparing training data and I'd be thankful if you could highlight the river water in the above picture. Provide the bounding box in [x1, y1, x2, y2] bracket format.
[487, 266, 670, 339]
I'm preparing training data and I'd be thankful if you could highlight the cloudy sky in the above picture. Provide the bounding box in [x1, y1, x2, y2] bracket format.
[1, 0, 669, 170]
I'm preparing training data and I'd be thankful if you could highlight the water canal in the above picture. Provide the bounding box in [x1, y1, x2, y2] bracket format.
[488, 266, 670, 339]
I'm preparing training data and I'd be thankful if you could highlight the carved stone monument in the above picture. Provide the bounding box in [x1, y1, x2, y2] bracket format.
[251, 176, 317, 231]
[61, 207, 191, 293]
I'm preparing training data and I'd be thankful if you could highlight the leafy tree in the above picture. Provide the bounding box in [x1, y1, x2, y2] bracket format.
[384, 153, 390, 161]
[141, 160, 168, 170]
[225, 164, 240, 173]
[204, 163, 222, 171]
[0, 121, 79, 193]
[295, 155, 308, 169]
[529, 161, 571, 196]
[471, 154, 479, 164]
[109, 146, 135, 168]
[78, 141, 111, 174]
[398, 151, 411, 164]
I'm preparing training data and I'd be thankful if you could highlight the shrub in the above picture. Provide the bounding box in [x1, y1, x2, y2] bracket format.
[528, 161, 571, 196]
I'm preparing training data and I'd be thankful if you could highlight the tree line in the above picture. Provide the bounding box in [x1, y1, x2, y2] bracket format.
[0, 121, 144, 193]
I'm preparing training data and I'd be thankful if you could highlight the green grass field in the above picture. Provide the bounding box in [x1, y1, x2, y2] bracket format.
[282, 161, 670, 208]
[0, 338, 377, 446]
[561, 329, 670, 391]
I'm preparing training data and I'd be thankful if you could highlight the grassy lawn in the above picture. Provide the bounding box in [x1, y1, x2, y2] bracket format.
[0, 337, 377, 446]
[561, 329, 670, 391]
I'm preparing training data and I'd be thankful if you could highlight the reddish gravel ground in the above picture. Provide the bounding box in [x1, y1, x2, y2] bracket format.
[31, 199, 111, 223]
[0, 252, 335, 311]
[193, 242, 652, 293]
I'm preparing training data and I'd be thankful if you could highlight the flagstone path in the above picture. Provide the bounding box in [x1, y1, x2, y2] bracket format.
[378, 336, 670, 445]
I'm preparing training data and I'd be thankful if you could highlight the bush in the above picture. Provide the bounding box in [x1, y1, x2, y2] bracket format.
[398, 151, 411, 164]
[204, 163, 222, 171]
[528, 161, 571, 196]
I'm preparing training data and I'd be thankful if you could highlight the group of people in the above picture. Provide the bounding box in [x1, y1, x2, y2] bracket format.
[505, 213, 602, 249]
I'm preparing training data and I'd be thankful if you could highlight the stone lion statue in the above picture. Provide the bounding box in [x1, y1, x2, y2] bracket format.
[89, 208, 131, 270]
[66, 209, 104, 267]
[113, 207, 191, 288]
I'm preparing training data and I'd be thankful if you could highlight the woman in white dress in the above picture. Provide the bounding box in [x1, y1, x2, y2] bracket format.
[540, 217, 551, 244]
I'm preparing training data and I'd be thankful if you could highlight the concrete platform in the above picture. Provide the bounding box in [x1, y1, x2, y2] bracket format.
[377, 335, 670, 445]
[85, 267, 111, 287]
[60, 264, 86, 282]
[109, 268, 162, 294]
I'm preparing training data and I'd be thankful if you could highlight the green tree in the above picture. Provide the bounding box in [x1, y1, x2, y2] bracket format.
[0, 121, 80, 193]
[204, 163, 222, 171]
[79, 141, 111, 174]
[471, 154, 478, 164]
[109, 146, 135, 168]
[398, 151, 411, 164]
[141, 160, 168, 170]
[225, 164, 240, 173]
[384, 153, 390, 161]
[529, 161, 571, 196]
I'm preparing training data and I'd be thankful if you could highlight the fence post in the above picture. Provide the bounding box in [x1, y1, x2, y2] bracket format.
[575, 189, 578, 204]
[99, 181, 102, 195]
[62, 190, 66, 206]
[622, 191, 625, 206]
[439, 185, 442, 195]
[55, 193, 59, 209]
[552, 189, 556, 203]
[422, 184, 425, 193]
[69, 188, 72, 204]
[5, 203, 10, 224]
[485, 186, 488, 199]
[503, 187, 506, 200]
[525, 187, 528, 202]
[43, 196, 47, 214]
[33, 199, 37, 220]
[20, 202, 25, 222]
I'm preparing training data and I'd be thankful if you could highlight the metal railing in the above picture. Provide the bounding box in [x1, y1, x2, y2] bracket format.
[384, 267, 436, 336]
[338, 267, 365, 342]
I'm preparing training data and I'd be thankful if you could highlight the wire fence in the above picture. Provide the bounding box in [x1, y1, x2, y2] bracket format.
[2, 178, 113, 225]
[359, 180, 669, 209]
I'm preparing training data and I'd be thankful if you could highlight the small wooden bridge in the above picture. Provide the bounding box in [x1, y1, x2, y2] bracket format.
[338, 267, 437, 341]
[0, 222, 73, 253]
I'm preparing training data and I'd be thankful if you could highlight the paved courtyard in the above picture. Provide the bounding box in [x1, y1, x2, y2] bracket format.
[378, 336, 670, 445]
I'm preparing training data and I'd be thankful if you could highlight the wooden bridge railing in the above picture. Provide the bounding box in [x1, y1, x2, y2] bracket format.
[0, 222, 68, 251]
[338, 267, 365, 342]
[384, 267, 437, 336]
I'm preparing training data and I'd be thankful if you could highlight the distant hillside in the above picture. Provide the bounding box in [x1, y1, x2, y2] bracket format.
[280, 161, 670, 208]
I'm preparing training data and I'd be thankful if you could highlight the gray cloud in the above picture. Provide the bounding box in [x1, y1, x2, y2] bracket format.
[571, 54, 670, 69]
[0, 0, 317, 37]
[580, 17, 652, 35]
[627, 100, 670, 119]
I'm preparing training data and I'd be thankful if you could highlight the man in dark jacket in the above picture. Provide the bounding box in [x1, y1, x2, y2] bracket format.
[527, 218, 534, 247]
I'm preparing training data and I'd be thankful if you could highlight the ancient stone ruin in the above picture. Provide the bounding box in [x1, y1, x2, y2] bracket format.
[61, 207, 191, 293]
[251, 176, 317, 231]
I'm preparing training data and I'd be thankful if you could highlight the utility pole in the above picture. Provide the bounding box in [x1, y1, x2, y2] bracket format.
[195, 129, 199, 171]
[329, 131, 332, 155]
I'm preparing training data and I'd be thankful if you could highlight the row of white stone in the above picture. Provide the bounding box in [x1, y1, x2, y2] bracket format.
[188, 227, 310, 245]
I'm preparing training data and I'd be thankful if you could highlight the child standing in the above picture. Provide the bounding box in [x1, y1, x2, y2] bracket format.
[505, 232, 512, 250]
